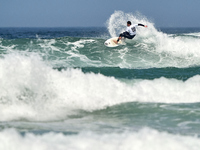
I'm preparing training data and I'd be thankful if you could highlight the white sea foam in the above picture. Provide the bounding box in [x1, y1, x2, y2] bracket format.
[1, 54, 200, 121]
[64, 39, 100, 66]
[0, 128, 200, 150]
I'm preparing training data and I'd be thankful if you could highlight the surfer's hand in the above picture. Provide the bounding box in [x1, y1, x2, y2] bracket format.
[144, 25, 148, 28]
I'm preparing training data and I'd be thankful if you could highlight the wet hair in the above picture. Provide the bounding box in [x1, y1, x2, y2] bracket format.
[127, 21, 131, 25]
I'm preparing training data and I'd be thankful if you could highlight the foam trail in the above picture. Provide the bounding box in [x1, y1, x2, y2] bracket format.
[0, 128, 200, 150]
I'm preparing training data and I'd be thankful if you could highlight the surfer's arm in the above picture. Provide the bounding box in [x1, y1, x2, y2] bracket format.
[138, 24, 148, 27]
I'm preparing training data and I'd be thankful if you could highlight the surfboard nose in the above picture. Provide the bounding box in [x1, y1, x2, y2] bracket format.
[104, 42, 109, 46]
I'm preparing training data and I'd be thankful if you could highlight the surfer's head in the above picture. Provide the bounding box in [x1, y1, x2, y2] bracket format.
[127, 21, 131, 26]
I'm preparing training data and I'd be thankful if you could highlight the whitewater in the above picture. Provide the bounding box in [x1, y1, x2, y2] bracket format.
[1, 11, 200, 150]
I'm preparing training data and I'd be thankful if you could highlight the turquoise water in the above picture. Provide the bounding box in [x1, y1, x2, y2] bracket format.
[1, 11, 200, 150]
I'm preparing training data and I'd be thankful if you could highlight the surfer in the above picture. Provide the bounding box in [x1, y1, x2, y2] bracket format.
[114, 21, 147, 44]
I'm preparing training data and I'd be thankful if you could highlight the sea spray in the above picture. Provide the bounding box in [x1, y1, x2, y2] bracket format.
[106, 11, 200, 67]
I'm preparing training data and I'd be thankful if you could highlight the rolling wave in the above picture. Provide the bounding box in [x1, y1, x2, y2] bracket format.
[1, 54, 200, 121]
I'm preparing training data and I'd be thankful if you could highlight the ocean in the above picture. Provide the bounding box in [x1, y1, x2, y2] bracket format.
[1, 11, 200, 149]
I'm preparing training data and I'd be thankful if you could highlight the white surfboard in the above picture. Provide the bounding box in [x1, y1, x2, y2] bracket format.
[104, 37, 123, 47]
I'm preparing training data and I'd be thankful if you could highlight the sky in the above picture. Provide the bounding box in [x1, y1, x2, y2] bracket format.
[0, 0, 200, 27]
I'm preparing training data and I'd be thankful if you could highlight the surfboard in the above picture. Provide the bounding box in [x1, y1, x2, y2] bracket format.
[104, 37, 123, 47]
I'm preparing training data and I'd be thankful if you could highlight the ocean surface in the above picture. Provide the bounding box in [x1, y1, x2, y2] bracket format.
[1, 11, 200, 149]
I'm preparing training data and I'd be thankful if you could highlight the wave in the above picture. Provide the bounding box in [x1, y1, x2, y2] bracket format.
[1, 17, 200, 68]
[1, 35, 200, 69]
[1, 128, 200, 150]
[1, 54, 200, 121]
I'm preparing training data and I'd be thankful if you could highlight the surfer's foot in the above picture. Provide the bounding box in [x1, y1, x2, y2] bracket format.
[113, 40, 118, 44]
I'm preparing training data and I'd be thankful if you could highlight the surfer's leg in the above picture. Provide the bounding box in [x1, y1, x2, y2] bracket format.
[117, 32, 127, 42]
[117, 36, 122, 42]
[124, 33, 135, 39]
[129, 35, 135, 39]
[116, 33, 135, 43]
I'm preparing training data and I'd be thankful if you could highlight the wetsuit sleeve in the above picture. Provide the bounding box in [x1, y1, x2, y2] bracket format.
[138, 24, 145, 27]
